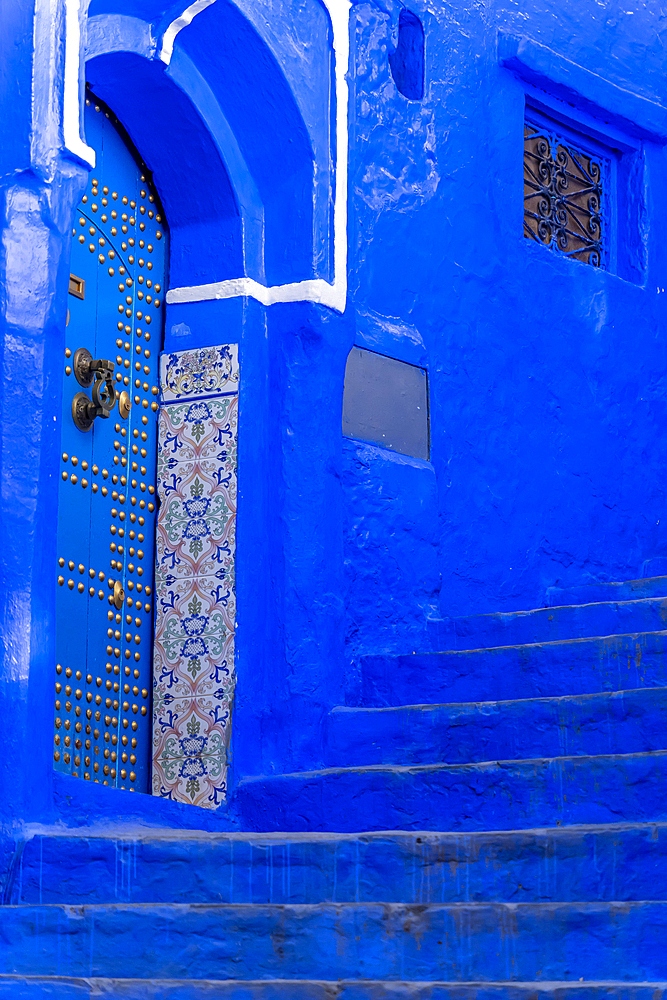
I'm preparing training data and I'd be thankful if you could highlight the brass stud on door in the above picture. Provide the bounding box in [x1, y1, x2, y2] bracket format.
[113, 581, 125, 609]
[119, 392, 132, 420]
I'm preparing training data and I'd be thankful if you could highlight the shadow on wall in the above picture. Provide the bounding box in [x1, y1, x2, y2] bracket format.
[389, 10, 424, 100]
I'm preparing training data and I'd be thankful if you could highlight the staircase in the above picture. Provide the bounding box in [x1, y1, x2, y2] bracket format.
[4, 575, 667, 995]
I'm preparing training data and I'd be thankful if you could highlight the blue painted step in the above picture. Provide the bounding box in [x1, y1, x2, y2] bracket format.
[1, 980, 667, 1000]
[4, 901, 667, 981]
[235, 750, 667, 832]
[11, 823, 667, 904]
[4, 981, 667, 1000]
[326, 687, 667, 766]
[355, 630, 667, 707]
[547, 576, 667, 608]
[429, 598, 667, 652]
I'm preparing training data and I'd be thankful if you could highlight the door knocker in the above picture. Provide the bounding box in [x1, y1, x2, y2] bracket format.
[71, 347, 117, 432]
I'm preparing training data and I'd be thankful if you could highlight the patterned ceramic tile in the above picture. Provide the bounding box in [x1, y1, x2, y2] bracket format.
[151, 698, 230, 809]
[152, 564, 235, 807]
[152, 658, 231, 715]
[154, 624, 235, 704]
[157, 395, 238, 469]
[155, 569, 236, 625]
[152, 344, 237, 810]
[155, 575, 234, 682]
[156, 463, 236, 582]
[160, 345, 239, 403]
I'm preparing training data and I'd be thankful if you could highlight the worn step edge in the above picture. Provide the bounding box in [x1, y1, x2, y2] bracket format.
[331, 685, 667, 715]
[326, 687, 667, 765]
[359, 628, 667, 671]
[0, 978, 666, 999]
[548, 576, 667, 606]
[241, 748, 667, 779]
[13, 821, 667, 906]
[1, 977, 667, 999]
[235, 751, 667, 832]
[440, 597, 667, 649]
[19, 816, 667, 846]
[18, 818, 667, 840]
[4, 902, 667, 981]
[473, 595, 667, 616]
[425, 628, 667, 657]
[355, 629, 667, 707]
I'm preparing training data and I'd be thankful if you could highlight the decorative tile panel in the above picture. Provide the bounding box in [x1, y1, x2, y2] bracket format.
[152, 345, 238, 809]
[159, 346, 239, 403]
[156, 402, 237, 582]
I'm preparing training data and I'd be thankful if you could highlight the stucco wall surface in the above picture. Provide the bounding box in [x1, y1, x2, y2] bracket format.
[347, 0, 667, 637]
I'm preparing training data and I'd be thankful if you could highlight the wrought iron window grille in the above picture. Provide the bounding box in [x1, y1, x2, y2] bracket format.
[524, 117, 609, 269]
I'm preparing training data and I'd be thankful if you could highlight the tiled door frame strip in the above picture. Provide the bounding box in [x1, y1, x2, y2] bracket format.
[152, 345, 238, 808]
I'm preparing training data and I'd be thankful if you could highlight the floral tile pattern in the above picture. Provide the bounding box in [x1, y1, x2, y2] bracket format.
[152, 345, 238, 809]
[160, 345, 239, 403]
[154, 575, 235, 697]
[157, 395, 238, 466]
[156, 404, 237, 582]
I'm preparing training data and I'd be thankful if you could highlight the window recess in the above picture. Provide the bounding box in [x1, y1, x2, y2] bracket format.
[524, 116, 608, 269]
[522, 98, 646, 284]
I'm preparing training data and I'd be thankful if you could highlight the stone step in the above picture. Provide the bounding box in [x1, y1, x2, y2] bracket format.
[547, 576, 667, 608]
[429, 598, 667, 652]
[3, 979, 667, 1000]
[235, 750, 667, 833]
[353, 630, 667, 707]
[0, 978, 666, 1000]
[3, 901, 667, 981]
[11, 823, 667, 905]
[325, 687, 667, 767]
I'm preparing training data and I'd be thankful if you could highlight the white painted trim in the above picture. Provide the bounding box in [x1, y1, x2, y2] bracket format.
[159, 0, 218, 64]
[63, 0, 95, 165]
[162, 0, 350, 314]
[326, 0, 350, 313]
[167, 276, 342, 307]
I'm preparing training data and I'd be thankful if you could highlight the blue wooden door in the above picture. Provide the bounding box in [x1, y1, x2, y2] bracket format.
[54, 93, 166, 792]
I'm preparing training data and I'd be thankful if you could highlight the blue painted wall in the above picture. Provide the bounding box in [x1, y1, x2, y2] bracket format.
[1, 0, 667, 830]
[348, 0, 667, 631]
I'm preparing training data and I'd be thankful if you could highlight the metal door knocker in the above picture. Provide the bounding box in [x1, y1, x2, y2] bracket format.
[71, 347, 117, 432]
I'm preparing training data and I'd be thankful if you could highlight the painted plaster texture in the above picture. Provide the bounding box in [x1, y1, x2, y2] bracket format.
[341, 439, 440, 657]
[1, 987, 667, 1000]
[345, 0, 667, 636]
[5, 899, 667, 981]
[1, 988, 667, 1000]
[9, 825, 667, 905]
[2, 0, 667, 798]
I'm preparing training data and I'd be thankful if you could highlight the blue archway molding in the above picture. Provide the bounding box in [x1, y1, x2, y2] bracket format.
[84, 1, 332, 295]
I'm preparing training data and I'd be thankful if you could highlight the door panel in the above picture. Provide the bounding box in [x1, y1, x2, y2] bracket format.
[54, 93, 166, 792]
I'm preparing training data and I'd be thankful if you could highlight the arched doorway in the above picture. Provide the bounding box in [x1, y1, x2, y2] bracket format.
[54, 91, 167, 792]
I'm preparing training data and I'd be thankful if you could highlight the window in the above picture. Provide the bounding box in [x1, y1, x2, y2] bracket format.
[524, 113, 608, 268]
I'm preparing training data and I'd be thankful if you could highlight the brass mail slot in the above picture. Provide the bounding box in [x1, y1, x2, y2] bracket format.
[69, 274, 85, 300]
